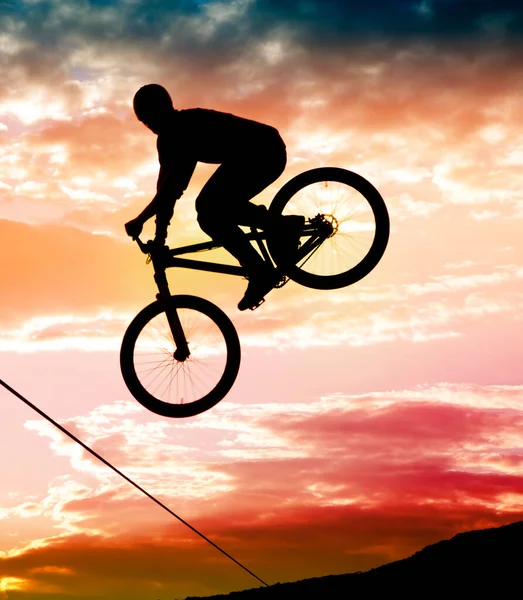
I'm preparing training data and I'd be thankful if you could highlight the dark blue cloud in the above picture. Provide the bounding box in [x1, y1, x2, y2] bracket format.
[2, 0, 522, 68]
[6, 0, 523, 42]
[247, 0, 523, 39]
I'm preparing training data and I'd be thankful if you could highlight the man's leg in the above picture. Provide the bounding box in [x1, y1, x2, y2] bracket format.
[198, 203, 277, 310]
[195, 145, 287, 309]
[195, 166, 272, 277]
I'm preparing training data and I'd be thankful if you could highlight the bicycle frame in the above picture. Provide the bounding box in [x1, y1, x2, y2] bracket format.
[135, 219, 330, 359]
[122, 166, 390, 418]
[146, 221, 330, 280]
[167, 228, 264, 278]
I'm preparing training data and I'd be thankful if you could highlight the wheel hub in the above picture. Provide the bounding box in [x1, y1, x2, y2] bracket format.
[311, 213, 339, 238]
[173, 347, 190, 362]
[323, 214, 339, 237]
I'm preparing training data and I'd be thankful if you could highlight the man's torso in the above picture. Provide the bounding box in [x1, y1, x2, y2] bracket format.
[157, 108, 283, 165]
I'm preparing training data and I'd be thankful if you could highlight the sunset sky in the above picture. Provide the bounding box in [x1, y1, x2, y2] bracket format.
[2, 0, 523, 598]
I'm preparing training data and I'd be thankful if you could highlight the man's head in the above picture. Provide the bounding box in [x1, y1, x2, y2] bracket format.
[133, 84, 174, 133]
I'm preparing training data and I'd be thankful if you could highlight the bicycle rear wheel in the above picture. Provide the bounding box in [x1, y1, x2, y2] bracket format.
[267, 167, 389, 289]
[120, 295, 241, 418]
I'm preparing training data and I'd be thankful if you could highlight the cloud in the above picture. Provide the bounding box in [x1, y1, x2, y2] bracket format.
[244, 0, 523, 43]
[9, 0, 522, 54]
[0, 218, 229, 327]
[2, 0, 523, 258]
[1, 242, 522, 352]
[16, 383, 523, 513]
[2, 383, 523, 597]
[2, 2, 523, 598]
[0, 219, 151, 322]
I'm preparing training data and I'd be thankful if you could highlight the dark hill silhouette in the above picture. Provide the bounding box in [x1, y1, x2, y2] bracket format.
[184, 520, 523, 599]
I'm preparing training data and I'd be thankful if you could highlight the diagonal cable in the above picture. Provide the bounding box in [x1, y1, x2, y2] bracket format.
[0, 377, 269, 588]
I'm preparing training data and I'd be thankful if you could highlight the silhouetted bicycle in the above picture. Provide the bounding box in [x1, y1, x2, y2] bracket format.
[120, 167, 389, 418]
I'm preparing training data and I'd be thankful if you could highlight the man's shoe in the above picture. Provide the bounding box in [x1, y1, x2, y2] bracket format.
[238, 267, 279, 311]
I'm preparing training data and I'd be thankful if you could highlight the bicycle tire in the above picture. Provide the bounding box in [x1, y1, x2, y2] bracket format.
[120, 295, 241, 418]
[267, 167, 390, 290]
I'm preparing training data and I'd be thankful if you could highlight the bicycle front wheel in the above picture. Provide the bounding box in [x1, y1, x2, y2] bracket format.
[268, 167, 390, 289]
[120, 295, 241, 418]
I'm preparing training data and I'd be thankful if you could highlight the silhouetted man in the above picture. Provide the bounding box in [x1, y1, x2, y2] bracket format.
[125, 83, 300, 310]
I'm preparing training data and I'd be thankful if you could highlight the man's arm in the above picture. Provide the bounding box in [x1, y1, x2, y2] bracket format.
[125, 158, 197, 242]
[128, 174, 180, 233]
[124, 181, 178, 241]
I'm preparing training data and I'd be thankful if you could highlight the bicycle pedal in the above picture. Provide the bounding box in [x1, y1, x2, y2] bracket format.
[249, 297, 266, 311]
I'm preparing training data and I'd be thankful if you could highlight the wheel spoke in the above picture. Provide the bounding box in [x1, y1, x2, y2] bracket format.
[283, 181, 376, 277]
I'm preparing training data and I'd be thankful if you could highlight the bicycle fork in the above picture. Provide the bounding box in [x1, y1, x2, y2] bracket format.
[153, 268, 190, 362]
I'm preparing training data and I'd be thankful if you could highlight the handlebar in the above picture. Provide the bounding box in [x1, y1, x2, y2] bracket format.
[132, 236, 171, 266]
[133, 235, 152, 254]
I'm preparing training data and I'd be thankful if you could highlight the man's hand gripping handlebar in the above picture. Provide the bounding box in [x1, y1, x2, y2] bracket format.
[125, 220, 169, 265]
